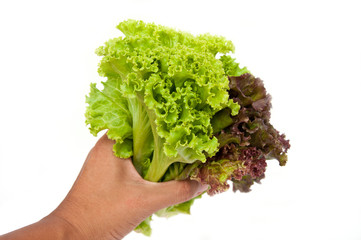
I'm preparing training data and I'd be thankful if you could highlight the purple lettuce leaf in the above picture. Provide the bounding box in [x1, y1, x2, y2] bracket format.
[187, 73, 290, 194]
[228, 74, 290, 166]
[190, 146, 267, 195]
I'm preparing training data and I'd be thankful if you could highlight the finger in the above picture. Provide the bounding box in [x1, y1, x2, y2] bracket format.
[146, 180, 209, 210]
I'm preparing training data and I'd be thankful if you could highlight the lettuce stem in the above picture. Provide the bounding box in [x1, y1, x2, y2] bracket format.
[143, 112, 173, 182]
[128, 95, 154, 176]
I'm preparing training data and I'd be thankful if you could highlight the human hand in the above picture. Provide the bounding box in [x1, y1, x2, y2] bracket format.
[0, 133, 208, 240]
[49, 133, 208, 239]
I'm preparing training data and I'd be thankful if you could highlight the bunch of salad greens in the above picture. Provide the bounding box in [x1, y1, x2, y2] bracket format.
[85, 19, 290, 235]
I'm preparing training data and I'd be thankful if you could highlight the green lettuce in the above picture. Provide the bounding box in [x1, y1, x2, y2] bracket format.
[85, 19, 290, 235]
[86, 20, 240, 182]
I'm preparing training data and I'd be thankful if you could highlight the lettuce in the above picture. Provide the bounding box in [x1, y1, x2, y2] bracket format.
[186, 74, 290, 195]
[85, 19, 290, 235]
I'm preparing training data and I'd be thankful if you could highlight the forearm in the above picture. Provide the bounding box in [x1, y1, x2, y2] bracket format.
[0, 215, 83, 240]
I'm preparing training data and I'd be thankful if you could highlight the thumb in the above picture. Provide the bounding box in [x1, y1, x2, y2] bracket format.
[146, 180, 209, 211]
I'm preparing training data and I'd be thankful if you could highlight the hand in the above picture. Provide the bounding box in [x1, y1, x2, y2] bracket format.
[0, 134, 208, 240]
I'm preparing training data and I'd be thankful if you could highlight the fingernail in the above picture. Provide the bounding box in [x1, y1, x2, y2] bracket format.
[196, 184, 209, 195]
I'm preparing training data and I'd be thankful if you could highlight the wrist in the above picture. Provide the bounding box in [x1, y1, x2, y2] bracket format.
[49, 198, 95, 240]
[51, 195, 132, 240]
[43, 214, 86, 240]
[0, 214, 83, 240]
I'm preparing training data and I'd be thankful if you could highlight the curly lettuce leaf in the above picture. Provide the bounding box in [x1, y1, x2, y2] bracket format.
[85, 82, 134, 157]
[219, 55, 249, 76]
[228, 74, 290, 166]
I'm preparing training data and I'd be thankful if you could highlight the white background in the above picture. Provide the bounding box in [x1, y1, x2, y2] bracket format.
[1, 0, 360, 239]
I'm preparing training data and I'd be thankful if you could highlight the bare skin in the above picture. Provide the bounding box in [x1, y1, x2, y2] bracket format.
[0, 134, 208, 240]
